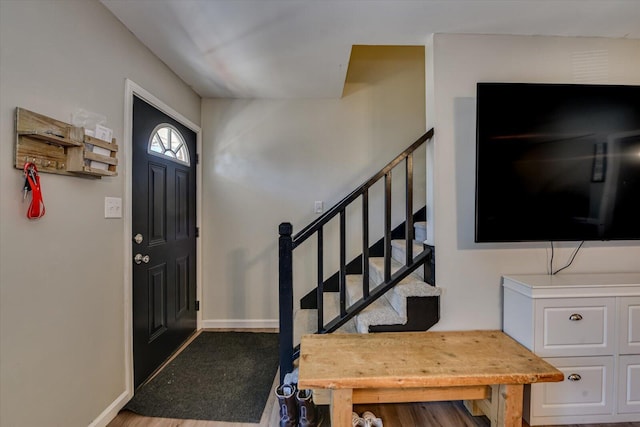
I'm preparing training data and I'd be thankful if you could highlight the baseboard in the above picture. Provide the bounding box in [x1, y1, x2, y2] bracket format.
[88, 388, 132, 427]
[202, 318, 279, 329]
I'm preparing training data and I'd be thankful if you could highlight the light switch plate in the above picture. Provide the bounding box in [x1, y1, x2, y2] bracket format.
[105, 197, 122, 218]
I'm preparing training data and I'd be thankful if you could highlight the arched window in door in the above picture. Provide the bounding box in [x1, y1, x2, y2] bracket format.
[148, 124, 191, 166]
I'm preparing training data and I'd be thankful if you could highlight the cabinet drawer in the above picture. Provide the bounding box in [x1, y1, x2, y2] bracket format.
[534, 297, 615, 356]
[618, 355, 640, 414]
[619, 297, 640, 354]
[531, 356, 614, 417]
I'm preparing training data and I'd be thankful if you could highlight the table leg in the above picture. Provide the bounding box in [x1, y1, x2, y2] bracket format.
[497, 384, 524, 427]
[330, 388, 353, 427]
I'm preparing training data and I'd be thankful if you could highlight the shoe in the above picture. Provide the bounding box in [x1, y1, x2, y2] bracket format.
[296, 389, 323, 427]
[275, 383, 298, 427]
[362, 411, 383, 427]
[352, 412, 366, 427]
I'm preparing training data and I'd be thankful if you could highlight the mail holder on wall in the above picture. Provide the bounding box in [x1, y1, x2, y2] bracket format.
[14, 107, 118, 178]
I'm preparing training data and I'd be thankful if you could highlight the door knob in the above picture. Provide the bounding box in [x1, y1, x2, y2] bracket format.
[134, 254, 151, 264]
[134, 233, 143, 244]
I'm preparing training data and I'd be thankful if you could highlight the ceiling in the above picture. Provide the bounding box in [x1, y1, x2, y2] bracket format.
[101, 0, 640, 99]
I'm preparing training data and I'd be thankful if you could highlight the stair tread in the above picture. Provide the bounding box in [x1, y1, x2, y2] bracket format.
[345, 275, 377, 307]
[389, 240, 427, 279]
[369, 257, 440, 297]
[294, 292, 356, 345]
[414, 221, 427, 243]
[345, 275, 405, 333]
[391, 239, 425, 260]
[391, 238, 424, 247]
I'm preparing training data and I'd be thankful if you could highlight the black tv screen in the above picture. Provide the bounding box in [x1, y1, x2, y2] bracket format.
[475, 83, 640, 242]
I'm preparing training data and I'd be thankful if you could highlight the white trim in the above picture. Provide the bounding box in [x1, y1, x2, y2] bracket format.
[88, 390, 130, 427]
[120, 79, 203, 412]
[202, 319, 280, 329]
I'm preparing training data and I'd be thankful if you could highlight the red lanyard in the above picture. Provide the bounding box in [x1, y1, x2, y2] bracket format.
[24, 162, 45, 219]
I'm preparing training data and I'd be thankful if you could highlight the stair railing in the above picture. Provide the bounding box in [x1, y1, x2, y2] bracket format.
[278, 128, 434, 381]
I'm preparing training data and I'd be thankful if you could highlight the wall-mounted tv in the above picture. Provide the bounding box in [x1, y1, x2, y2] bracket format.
[475, 83, 640, 242]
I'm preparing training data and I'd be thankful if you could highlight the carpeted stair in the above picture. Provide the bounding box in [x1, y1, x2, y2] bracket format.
[414, 221, 427, 243]
[294, 222, 441, 345]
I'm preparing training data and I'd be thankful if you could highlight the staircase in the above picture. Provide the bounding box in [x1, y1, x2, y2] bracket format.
[278, 129, 439, 383]
[294, 223, 440, 345]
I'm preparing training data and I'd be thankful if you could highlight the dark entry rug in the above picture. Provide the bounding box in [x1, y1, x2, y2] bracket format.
[125, 331, 279, 422]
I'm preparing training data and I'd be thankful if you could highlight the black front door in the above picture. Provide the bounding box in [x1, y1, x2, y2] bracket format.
[132, 95, 197, 388]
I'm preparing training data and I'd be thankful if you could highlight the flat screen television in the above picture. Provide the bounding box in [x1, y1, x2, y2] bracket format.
[475, 83, 640, 242]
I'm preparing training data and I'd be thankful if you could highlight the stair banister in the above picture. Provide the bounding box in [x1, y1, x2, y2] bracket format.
[278, 223, 294, 380]
[278, 128, 435, 383]
[316, 228, 324, 332]
[405, 153, 414, 265]
[384, 171, 392, 282]
[339, 210, 347, 316]
[362, 190, 369, 299]
[291, 128, 433, 247]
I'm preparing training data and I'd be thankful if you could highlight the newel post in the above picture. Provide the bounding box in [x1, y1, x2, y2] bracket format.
[278, 222, 294, 384]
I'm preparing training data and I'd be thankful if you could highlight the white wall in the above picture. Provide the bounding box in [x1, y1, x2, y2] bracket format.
[427, 34, 640, 330]
[200, 46, 426, 326]
[0, 1, 200, 426]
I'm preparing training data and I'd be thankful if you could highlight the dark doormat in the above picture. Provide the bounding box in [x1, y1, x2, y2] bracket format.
[125, 331, 279, 422]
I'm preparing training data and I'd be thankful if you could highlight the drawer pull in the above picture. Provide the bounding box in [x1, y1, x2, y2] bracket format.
[567, 373, 582, 381]
[569, 313, 583, 321]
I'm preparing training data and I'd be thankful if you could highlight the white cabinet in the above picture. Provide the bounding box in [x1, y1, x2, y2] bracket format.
[531, 356, 614, 417]
[620, 297, 640, 355]
[503, 273, 640, 425]
[618, 355, 640, 414]
[534, 297, 615, 357]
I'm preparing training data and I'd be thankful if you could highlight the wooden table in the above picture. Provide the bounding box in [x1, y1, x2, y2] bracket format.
[298, 330, 563, 427]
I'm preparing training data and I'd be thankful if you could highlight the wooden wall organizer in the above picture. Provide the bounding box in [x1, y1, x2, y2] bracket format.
[15, 107, 118, 178]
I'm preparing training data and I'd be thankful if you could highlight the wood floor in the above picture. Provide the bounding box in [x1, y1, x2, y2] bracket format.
[109, 400, 489, 426]
[108, 397, 638, 427]
[108, 329, 636, 427]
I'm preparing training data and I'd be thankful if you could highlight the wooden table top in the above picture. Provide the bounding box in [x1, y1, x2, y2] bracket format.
[298, 330, 564, 390]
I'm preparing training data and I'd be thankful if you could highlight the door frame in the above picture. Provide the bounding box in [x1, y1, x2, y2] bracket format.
[123, 79, 202, 396]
